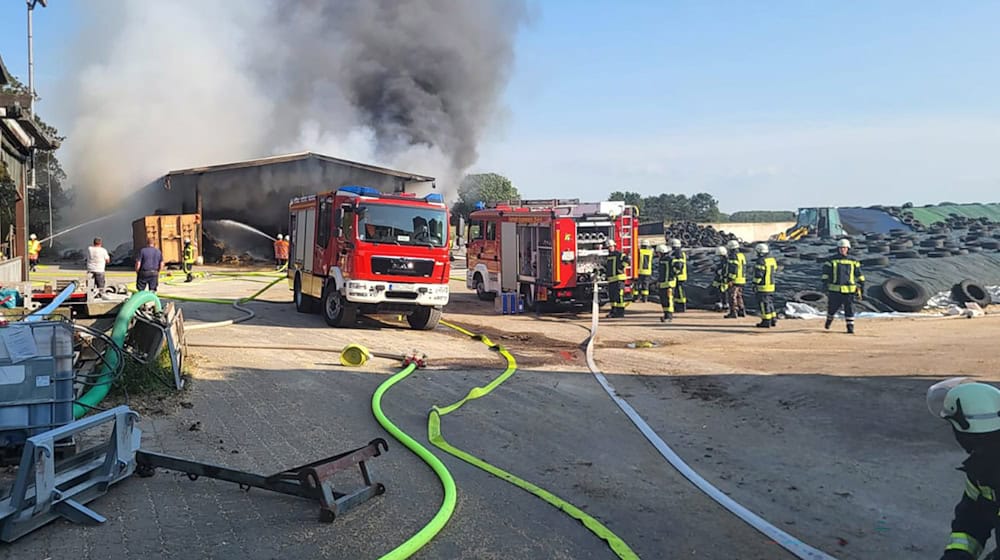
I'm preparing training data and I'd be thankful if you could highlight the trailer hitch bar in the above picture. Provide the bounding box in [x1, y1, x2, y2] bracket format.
[135, 438, 388, 522]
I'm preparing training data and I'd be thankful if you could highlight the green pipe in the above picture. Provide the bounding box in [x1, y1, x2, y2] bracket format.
[371, 363, 457, 559]
[74, 290, 162, 418]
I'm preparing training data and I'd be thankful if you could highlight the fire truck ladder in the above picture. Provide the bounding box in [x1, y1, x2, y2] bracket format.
[620, 206, 635, 279]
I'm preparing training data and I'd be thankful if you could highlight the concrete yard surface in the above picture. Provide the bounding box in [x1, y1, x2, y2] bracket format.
[2, 266, 993, 559]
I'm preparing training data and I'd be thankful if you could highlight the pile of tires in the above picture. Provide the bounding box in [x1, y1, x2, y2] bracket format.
[663, 221, 740, 248]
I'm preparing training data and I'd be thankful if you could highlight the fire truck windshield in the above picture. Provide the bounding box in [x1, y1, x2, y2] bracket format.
[357, 203, 447, 247]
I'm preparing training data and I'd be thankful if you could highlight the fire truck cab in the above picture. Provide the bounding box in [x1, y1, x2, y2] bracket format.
[288, 186, 451, 330]
[466, 199, 637, 310]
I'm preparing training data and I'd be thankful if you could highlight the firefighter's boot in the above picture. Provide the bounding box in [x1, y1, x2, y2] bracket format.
[824, 317, 833, 330]
[847, 322, 855, 335]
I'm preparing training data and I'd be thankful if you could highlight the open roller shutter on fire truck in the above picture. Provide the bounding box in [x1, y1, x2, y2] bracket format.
[501, 222, 518, 292]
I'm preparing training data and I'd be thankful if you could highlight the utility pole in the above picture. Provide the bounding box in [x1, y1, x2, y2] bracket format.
[26, 0, 47, 273]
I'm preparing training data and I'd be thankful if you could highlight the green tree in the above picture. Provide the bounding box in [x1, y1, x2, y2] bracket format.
[452, 172, 520, 222]
[688, 192, 722, 222]
[608, 190, 645, 213]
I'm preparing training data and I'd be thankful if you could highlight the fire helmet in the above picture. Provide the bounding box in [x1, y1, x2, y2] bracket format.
[928, 378, 1000, 435]
[755, 243, 769, 255]
[838, 239, 852, 249]
[656, 244, 669, 254]
[640, 239, 651, 248]
[726, 240, 740, 250]
[29, 234, 36, 240]
[276, 234, 283, 240]
[669, 238, 682, 248]
[716, 246, 728, 256]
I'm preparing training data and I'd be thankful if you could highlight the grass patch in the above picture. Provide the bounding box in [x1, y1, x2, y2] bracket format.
[110, 347, 181, 399]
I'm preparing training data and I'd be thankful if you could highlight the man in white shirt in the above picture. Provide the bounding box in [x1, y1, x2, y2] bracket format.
[86, 237, 111, 297]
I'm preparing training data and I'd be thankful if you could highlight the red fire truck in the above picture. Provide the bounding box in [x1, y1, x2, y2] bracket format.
[465, 199, 638, 309]
[288, 186, 451, 330]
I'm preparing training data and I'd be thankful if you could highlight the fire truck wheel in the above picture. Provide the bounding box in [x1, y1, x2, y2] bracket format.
[474, 273, 492, 301]
[407, 306, 442, 330]
[322, 284, 354, 327]
[294, 274, 317, 314]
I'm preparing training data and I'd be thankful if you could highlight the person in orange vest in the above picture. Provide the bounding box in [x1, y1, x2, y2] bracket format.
[274, 234, 290, 269]
[27, 234, 42, 272]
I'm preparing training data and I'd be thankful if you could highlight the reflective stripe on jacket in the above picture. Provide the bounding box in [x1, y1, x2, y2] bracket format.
[605, 251, 627, 282]
[753, 256, 777, 293]
[671, 250, 687, 282]
[728, 252, 746, 285]
[656, 255, 675, 288]
[27, 240, 41, 257]
[822, 258, 864, 293]
[183, 244, 195, 264]
[638, 248, 653, 276]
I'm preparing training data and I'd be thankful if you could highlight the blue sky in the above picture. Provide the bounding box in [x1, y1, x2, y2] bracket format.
[3, 1, 1000, 212]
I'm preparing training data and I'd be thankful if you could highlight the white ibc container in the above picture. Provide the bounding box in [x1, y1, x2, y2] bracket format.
[0, 321, 75, 448]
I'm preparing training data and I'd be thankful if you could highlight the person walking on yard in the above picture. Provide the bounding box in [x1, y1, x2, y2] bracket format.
[724, 240, 747, 318]
[636, 239, 654, 302]
[604, 239, 629, 318]
[669, 238, 688, 312]
[927, 378, 1000, 560]
[86, 237, 111, 298]
[711, 246, 730, 312]
[822, 238, 864, 334]
[751, 243, 778, 328]
[27, 233, 41, 272]
[182, 238, 196, 283]
[135, 237, 164, 292]
[655, 243, 675, 322]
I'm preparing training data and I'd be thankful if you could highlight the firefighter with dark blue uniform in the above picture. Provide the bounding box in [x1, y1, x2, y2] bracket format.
[928, 378, 1000, 560]
[604, 239, 629, 318]
[668, 238, 688, 312]
[182, 237, 196, 283]
[711, 246, 730, 312]
[637, 239, 654, 303]
[655, 243, 675, 322]
[822, 238, 864, 334]
[751, 243, 778, 328]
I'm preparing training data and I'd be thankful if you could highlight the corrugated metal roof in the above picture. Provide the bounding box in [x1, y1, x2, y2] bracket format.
[165, 151, 435, 182]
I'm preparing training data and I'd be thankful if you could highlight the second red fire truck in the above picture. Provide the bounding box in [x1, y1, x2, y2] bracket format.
[465, 199, 639, 310]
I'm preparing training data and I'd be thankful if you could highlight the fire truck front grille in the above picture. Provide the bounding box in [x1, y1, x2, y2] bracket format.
[371, 256, 435, 277]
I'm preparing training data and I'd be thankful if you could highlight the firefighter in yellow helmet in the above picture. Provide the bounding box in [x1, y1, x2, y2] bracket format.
[604, 239, 629, 318]
[928, 378, 1000, 559]
[751, 243, 778, 328]
[822, 238, 864, 334]
[655, 243, 675, 322]
[636, 239, 654, 302]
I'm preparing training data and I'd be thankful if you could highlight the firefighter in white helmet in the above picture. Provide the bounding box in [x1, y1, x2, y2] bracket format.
[637, 240, 654, 302]
[668, 238, 688, 312]
[928, 378, 1000, 559]
[822, 238, 864, 334]
[27, 233, 41, 272]
[604, 239, 629, 318]
[751, 243, 778, 328]
[274, 233, 288, 269]
[724, 239, 746, 318]
[182, 237, 196, 282]
[655, 243, 675, 322]
[711, 246, 730, 311]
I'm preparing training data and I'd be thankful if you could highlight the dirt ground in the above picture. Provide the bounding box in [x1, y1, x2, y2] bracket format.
[4, 264, 996, 559]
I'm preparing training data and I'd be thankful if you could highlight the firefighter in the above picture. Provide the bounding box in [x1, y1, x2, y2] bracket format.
[724, 240, 746, 318]
[27, 233, 41, 272]
[637, 239, 654, 302]
[655, 243, 675, 322]
[927, 378, 1000, 560]
[274, 234, 289, 269]
[711, 246, 730, 312]
[822, 238, 864, 334]
[751, 243, 778, 328]
[669, 238, 688, 312]
[604, 239, 629, 318]
[182, 237, 196, 283]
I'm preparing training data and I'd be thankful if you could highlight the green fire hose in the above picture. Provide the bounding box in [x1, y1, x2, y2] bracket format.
[73, 290, 162, 418]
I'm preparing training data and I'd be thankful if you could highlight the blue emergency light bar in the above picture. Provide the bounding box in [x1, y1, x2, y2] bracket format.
[338, 185, 381, 197]
[424, 193, 444, 203]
